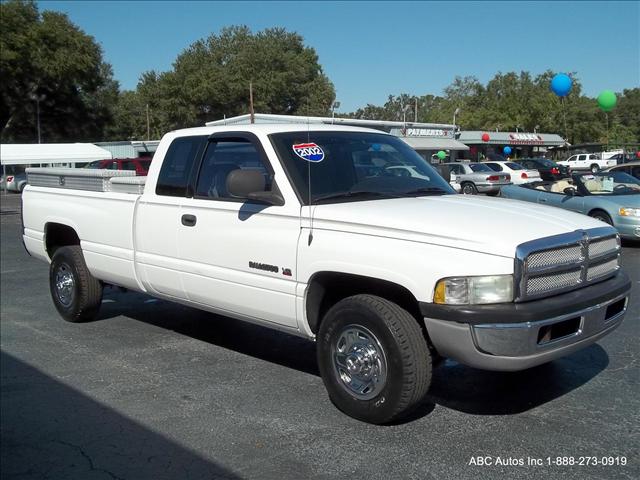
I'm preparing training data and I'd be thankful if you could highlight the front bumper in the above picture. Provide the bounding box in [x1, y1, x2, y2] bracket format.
[420, 272, 631, 371]
[615, 216, 640, 239]
[476, 183, 508, 193]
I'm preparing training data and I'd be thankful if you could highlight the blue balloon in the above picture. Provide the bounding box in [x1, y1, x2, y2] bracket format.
[551, 73, 572, 97]
[503, 146, 512, 155]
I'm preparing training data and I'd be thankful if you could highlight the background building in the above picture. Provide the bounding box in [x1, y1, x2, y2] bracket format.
[205, 113, 469, 162]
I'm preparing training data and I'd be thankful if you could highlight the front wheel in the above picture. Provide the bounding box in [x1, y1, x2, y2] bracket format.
[49, 245, 103, 322]
[317, 295, 432, 424]
[461, 182, 478, 195]
[589, 209, 613, 225]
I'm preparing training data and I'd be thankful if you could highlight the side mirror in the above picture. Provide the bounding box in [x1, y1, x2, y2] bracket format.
[563, 187, 577, 196]
[434, 164, 451, 183]
[226, 169, 284, 206]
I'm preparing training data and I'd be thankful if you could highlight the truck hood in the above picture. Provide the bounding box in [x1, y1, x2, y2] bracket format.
[309, 195, 607, 258]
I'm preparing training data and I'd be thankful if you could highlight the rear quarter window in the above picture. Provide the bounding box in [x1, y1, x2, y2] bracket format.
[156, 136, 206, 197]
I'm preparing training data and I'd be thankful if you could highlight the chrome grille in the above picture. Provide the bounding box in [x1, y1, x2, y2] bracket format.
[587, 258, 619, 281]
[589, 238, 619, 259]
[527, 270, 582, 296]
[515, 227, 620, 302]
[527, 245, 583, 269]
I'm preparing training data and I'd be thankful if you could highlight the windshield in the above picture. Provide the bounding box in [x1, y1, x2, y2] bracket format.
[506, 162, 524, 170]
[468, 163, 493, 173]
[270, 131, 455, 204]
[576, 172, 640, 195]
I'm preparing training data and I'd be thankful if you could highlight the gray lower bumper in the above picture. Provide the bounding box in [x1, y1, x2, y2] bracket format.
[424, 293, 628, 371]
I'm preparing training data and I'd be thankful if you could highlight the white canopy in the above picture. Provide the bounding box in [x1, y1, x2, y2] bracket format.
[0, 143, 113, 166]
[400, 136, 470, 151]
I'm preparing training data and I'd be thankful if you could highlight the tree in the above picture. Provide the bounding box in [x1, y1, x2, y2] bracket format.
[0, 0, 118, 142]
[118, 26, 336, 137]
[346, 71, 640, 146]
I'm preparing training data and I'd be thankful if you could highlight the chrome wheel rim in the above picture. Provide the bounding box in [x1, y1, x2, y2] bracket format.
[55, 264, 75, 307]
[462, 184, 474, 195]
[332, 325, 387, 400]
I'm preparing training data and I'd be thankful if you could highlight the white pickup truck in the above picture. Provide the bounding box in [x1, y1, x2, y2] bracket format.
[558, 153, 617, 173]
[22, 124, 631, 424]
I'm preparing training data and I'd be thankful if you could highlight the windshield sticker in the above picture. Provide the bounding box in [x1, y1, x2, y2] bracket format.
[293, 143, 325, 162]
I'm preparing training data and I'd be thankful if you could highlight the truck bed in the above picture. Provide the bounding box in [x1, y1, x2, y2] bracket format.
[23, 169, 143, 291]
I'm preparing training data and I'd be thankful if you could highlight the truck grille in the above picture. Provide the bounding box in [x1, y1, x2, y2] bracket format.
[515, 227, 620, 302]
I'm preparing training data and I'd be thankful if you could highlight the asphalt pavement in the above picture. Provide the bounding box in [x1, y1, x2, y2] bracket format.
[1, 192, 638, 480]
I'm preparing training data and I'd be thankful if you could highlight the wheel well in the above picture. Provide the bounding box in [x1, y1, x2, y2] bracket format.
[305, 272, 423, 334]
[45, 223, 80, 258]
[588, 208, 610, 218]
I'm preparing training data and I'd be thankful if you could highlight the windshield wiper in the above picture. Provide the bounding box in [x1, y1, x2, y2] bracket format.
[400, 187, 450, 196]
[313, 190, 401, 203]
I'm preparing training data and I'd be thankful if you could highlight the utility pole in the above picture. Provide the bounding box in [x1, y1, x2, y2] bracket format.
[146, 103, 150, 141]
[36, 97, 41, 143]
[414, 97, 418, 123]
[249, 81, 255, 124]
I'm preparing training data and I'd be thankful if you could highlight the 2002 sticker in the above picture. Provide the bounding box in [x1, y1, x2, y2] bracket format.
[292, 143, 325, 162]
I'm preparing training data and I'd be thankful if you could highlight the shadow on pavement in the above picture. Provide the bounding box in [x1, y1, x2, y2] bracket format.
[96, 288, 610, 419]
[428, 344, 609, 415]
[1, 351, 243, 480]
[98, 288, 320, 377]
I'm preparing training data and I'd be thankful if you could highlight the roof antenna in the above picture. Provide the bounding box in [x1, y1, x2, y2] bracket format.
[306, 106, 314, 246]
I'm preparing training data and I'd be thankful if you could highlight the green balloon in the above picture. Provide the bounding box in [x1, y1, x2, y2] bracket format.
[437, 150, 446, 160]
[597, 90, 617, 112]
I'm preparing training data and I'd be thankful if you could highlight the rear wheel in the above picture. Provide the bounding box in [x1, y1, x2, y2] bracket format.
[317, 294, 432, 424]
[461, 182, 478, 195]
[590, 164, 600, 173]
[49, 245, 103, 322]
[589, 209, 613, 225]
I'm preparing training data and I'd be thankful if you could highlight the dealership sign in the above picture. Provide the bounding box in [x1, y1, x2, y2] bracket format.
[393, 128, 453, 138]
[508, 133, 544, 145]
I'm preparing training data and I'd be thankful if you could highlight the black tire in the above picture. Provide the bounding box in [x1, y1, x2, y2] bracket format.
[317, 294, 432, 424]
[589, 209, 613, 225]
[49, 245, 103, 322]
[461, 182, 478, 195]
[590, 164, 600, 173]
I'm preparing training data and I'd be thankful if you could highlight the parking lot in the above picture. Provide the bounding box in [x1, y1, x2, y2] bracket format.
[1, 192, 638, 480]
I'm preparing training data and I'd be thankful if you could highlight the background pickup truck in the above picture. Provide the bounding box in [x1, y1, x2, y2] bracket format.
[22, 124, 631, 424]
[558, 153, 617, 173]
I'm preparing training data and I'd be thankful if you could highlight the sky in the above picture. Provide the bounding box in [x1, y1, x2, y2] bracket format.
[39, 1, 640, 113]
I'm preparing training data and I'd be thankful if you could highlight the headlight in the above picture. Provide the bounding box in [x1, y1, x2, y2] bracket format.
[619, 207, 640, 217]
[434, 275, 513, 305]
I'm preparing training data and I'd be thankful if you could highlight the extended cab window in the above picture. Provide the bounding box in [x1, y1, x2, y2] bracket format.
[156, 136, 206, 197]
[195, 139, 272, 199]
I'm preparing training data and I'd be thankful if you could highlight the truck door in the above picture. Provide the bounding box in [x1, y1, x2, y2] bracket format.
[177, 133, 300, 328]
[135, 135, 207, 300]
[577, 154, 588, 169]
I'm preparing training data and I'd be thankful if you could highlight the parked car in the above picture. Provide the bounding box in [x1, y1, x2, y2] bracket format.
[22, 124, 631, 424]
[604, 161, 640, 180]
[558, 153, 616, 173]
[443, 162, 511, 195]
[84, 158, 152, 176]
[384, 164, 461, 192]
[500, 172, 640, 240]
[0, 172, 28, 193]
[519, 158, 570, 181]
[605, 153, 633, 165]
[483, 161, 541, 185]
